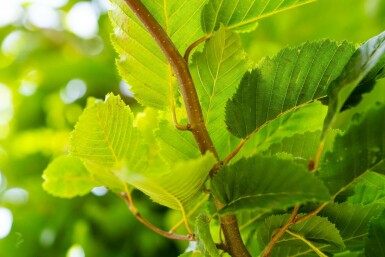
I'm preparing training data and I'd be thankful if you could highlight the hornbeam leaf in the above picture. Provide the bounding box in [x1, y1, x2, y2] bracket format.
[178, 252, 204, 257]
[226, 40, 355, 139]
[191, 26, 248, 157]
[348, 172, 385, 205]
[318, 104, 385, 195]
[202, 0, 317, 33]
[322, 30, 385, 138]
[196, 213, 221, 257]
[119, 153, 216, 210]
[212, 155, 330, 214]
[70, 94, 147, 192]
[109, 0, 207, 109]
[256, 215, 345, 256]
[365, 210, 385, 257]
[42, 156, 97, 198]
[319, 202, 384, 250]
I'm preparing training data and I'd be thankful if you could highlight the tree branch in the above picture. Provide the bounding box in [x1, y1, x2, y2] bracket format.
[122, 1, 251, 256]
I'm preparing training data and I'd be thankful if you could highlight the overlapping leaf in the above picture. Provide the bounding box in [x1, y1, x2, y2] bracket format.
[42, 156, 97, 198]
[202, 0, 316, 33]
[119, 153, 216, 210]
[256, 215, 344, 256]
[109, 0, 207, 109]
[211, 155, 330, 214]
[196, 213, 220, 257]
[322, 30, 385, 138]
[225, 40, 355, 139]
[318, 104, 385, 194]
[365, 210, 385, 257]
[319, 202, 384, 250]
[190, 26, 248, 157]
[348, 172, 385, 205]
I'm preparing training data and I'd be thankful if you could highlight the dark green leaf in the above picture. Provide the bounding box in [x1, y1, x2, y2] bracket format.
[365, 209, 385, 257]
[226, 40, 355, 138]
[212, 155, 330, 214]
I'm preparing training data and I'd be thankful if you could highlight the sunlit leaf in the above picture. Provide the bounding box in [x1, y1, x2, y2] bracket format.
[42, 156, 97, 198]
[191, 26, 248, 157]
[348, 172, 385, 205]
[318, 104, 385, 194]
[110, 0, 207, 109]
[256, 214, 345, 256]
[226, 40, 355, 138]
[202, 0, 317, 33]
[212, 155, 330, 214]
[322, 30, 385, 138]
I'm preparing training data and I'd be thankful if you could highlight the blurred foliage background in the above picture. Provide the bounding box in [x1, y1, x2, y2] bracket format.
[0, 0, 384, 256]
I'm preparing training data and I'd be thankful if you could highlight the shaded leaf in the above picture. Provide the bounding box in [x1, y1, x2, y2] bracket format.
[365, 209, 385, 257]
[318, 104, 385, 194]
[202, 0, 316, 33]
[109, 0, 207, 108]
[42, 156, 97, 198]
[322, 30, 385, 138]
[256, 215, 345, 256]
[226, 40, 355, 138]
[191, 26, 248, 157]
[212, 155, 330, 214]
[196, 213, 220, 257]
[348, 172, 385, 205]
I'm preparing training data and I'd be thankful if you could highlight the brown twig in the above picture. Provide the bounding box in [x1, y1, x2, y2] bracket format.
[120, 192, 194, 241]
[184, 34, 212, 62]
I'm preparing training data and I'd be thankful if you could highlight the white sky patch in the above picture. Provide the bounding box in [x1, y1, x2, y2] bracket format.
[1, 30, 25, 57]
[0, 208, 13, 239]
[119, 80, 134, 98]
[91, 186, 108, 196]
[67, 244, 85, 257]
[66, 2, 99, 39]
[60, 79, 87, 103]
[0, 83, 14, 125]
[19, 80, 37, 96]
[0, 1, 23, 27]
[26, 4, 61, 29]
[92, 0, 111, 14]
[2, 188, 29, 205]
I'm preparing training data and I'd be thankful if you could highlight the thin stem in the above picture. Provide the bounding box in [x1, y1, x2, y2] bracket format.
[184, 34, 212, 62]
[121, 192, 194, 241]
[122, 1, 250, 256]
[261, 205, 300, 257]
[285, 230, 328, 257]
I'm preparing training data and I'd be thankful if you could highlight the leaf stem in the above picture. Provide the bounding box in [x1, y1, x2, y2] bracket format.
[122, 1, 250, 256]
[120, 192, 194, 241]
[285, 230, 328, 257]
[184, 34, 212, 62]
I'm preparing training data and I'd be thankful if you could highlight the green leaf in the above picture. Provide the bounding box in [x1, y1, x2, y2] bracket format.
[42, 156, 97, 198]
[226, 40, 355, 138]
[70, 94, 147, 192]
[196, 213, 221, 257]
[119, 153, 216, 210]
[202, 0, 317, 33]
[319, 202, 384, 250]
[178, 252, 204, 257]
[212, 155, 330, 214]
[365, 210, 385, 257]
[109, 0, 207, 109]
[318, 104, 385, 195]
[348, 172, 385, 205]
[156, 121, 200, 164]
[191, 26, 248, 157]
[256, 215, 345, 256]
[322, 31, 385, 138]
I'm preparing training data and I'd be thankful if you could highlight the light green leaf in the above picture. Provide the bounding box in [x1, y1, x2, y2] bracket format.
[42, 156, 97, 198]
[319, 202, 384, 250]
[318, 104, 385, 195]
[109, 0, 207, 109]
[365, 209, 385, 257]
[256, 215, 345, 256]
[191, 26, 248, 157]
[322, 30, 385, 138]
[212, 155, 330, 214]
[196, 213, 221, 257]
[226, 40, 355, 139]
[348, 172, 385, 205]
[202, 0, 317, 33]
[119, 153, 216, 210]
[70, 94, 147, 192]
[156, 121, 200, 164]
[178, 252, 204, 257]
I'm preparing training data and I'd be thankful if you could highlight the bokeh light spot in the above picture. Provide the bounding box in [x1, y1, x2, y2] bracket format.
[0, 208, 13, 239]
[66, 2, 99, 39]
[60, 79, 87, 103]
[0, 83, 14, 125]
[91, 186, 108, 196]
[67, 244, 85, 257]
[2, 188, 29, 205]
[26, 4, 61, 29]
